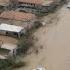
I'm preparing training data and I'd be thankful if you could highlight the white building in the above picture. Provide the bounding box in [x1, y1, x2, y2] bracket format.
[0, 23, 26, 38]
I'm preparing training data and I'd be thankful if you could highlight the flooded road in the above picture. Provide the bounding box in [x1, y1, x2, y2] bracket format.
[47, 5, 70, 70]
[15, 5, 70, 70]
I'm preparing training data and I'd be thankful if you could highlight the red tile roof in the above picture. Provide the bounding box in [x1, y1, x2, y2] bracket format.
[0, 11, 36, 21]
[18, 0, 44, 5]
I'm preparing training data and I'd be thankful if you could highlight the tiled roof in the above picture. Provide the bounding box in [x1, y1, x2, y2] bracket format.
[0, 11, 36, 21]
[18, 0, 44, 5]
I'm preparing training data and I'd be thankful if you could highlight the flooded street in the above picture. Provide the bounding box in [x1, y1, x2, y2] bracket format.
[15, 5, 70, 70]
[47, 5, 70, 70]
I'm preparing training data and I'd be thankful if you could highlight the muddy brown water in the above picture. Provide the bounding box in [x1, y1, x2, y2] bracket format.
[14, 5, 70, 70]
[47, 5, 70, 70]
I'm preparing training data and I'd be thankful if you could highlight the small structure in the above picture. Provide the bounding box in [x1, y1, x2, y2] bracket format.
[16, 0, 56, 14]
[0, 43, 17, 59]
[0, 55, 6, 59]
[0, 23, 25, 38]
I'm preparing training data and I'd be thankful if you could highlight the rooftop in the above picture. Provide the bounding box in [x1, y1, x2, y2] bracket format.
[18, 0, 55, 5]
[0, 55, 6, 59]
[0, 11, 36, 21]
[18, 0, 44, 5]
[0, 23, 24, 33]
[42, 0, 54, 6]
[0, 0, 9, 6]
[1, 43, 17, 50]
[0, 0, 55, 6]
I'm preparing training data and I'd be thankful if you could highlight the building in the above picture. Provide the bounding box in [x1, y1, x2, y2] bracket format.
[17, 0, 44, 13]
[0, 0, 9, 6]
[33, 66, 46, 70]
[0, 23, 25, 38]
[0, 11, 36, 21]
[0, 11, 36, 31]
[0, 43, 17, 59]
[16, 0, 55, 14]
[18, 0, 43, 5]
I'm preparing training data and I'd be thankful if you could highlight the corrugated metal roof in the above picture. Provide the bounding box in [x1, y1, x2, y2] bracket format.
[0, 11, 36, 21]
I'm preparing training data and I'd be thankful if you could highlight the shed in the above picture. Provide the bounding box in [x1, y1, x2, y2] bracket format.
[0, 23, 25, 38]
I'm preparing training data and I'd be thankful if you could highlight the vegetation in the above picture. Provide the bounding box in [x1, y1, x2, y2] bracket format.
[0, 59, 13, 70]
[17, 31, 34, 55]
[17, 19, 43, 55]
[0, 59, 26, 70]
[35, 12, 48, 17]
[12, 61, 26, 68]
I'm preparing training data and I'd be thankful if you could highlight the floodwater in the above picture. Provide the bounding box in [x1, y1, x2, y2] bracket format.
[47, 5, 70, 70]
[14, 5, 70, 70]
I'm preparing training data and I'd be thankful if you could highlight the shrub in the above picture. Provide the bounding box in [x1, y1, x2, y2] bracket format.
[12, 61, 26, 68]
[17, 33, 34, 55]
[0, 59, 13, 70]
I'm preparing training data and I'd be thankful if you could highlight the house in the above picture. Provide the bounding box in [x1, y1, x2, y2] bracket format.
[0, 43, 17, 59]
[0, 23, 25, 38]
[17, 0, 43, 13]
[0, 11, 36, 31]
[0, 55, 6, 59]
[0, 11, 36, 21]
[18, 0, 43, 5]
[0, 0, 9, 6]
[16, 0, 55, 14]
